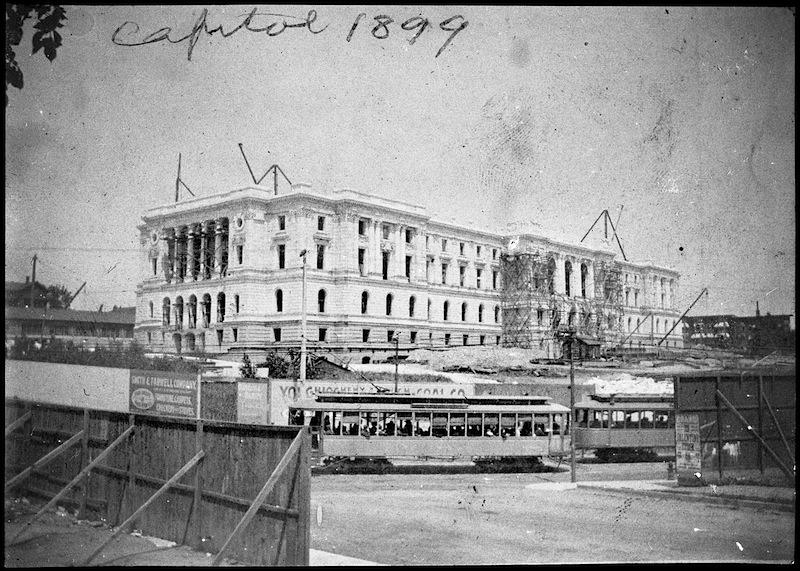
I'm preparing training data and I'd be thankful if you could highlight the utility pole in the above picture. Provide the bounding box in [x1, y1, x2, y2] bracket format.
[568, 328, 576, 484]
[30, 254, 38, 308]
[393, 333, 400, 393]
[299, 249, 308, 383]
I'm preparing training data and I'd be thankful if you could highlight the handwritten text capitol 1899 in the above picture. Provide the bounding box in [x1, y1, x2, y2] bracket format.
[111, 8, 469, 61]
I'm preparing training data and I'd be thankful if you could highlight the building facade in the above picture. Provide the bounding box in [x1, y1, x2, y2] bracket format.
[134, 183, 682, 359]
[5, 306, 136, 349]
[683, 312, 793, 355]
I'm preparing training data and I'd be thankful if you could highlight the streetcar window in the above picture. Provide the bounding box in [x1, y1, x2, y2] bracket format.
[654, 411, 669, 429]
[415, 413, 431, 436]
[483, 414, 499, 437]
[589, 410, 608, 428]
[432, 413, 449, 437]
[552, 414, 564, 435]
[667, 411, 675, 429]
[625, 411, 640, 429]
[640, 410, 654, 429]
[449, 413, 466, 437]
[517, 414, 533, 436]
[289, 409, 304, 426]
[575, 409, 588, 428]
[381, 412, 397, 436]
[397, 412, 413, 436]
[533, 414, 550, 436]
[332, 411, 343, 435]
[362, 412, 379, 436]
[611, 410, 625, 429]
[500, 414, 516, 437]
[342, 412, 360, 436]
[467, 413, 483, 436]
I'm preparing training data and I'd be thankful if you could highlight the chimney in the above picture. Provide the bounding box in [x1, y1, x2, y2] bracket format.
[25, 276, 29, 284]
[756, 301, 760, 317]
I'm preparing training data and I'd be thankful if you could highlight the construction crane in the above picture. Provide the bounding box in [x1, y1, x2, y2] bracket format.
[64, 282, 86, 309]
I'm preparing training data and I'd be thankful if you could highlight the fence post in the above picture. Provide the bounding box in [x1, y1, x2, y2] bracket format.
[79, 408, 90, 519]
[714, 375, 723, 480]
[757, 374, 764, 476]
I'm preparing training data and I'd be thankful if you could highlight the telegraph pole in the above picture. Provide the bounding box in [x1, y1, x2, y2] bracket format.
[393, 333, 400, 393]
[299, 249, 308, 382]
[568, 329, 576, 484]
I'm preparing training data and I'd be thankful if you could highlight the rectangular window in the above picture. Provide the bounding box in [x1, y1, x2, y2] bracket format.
[441, 263, 448, 285]
[216, 329, 223, 346]
[278, 215, 286, 231]
[235, 294, 240, 313]
[425, 236, 430, 249]
[634, 291, 639, 306]
[459, 242, 465, 255]
[405, 255, 412, 279]
[316, 244, 325, 270]
[358, 219, 367, 235]
[496, 335, 501, 345]
[476, 268, 482, 288]
[151, 258, 157, 276]
[459, 265, 466, 287]
[319, 328, 327, 342]
[426, 259, 432, 282]
[382, 252, 390, 280]
[358, 248, 366, 276]
[387, 330, 395, 342]
[146, 331, 152, 344]
[410, 331, 417, 343]
[278, 244, 285, 269]
[444, 333, 451, 345]
[441, 238, 447, 252]
[476, 245, 482, 257]
[362, 329, 370, 342]
[236, 245, 243, 265]
[479, 335, 485, 345]
[492, 248, 497, 260]
[273, 327, 282, 342]
[232, 328, 238, 342]
[317, 216, 325, 231]
[462, 334, 468, 346]
[492, 270, 498, 289]
[405, 228, 413, 243]
[382, 224, 390, 240]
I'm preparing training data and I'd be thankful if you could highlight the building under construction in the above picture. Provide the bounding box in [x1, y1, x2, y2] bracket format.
[499, 234, 674, 357]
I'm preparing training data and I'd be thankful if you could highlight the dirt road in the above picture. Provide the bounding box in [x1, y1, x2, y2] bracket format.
[309, 464, 794, 565]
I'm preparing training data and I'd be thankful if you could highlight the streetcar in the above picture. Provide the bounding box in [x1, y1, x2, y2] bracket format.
[288, 393, 571, 463]
[572, 393, 675, 461]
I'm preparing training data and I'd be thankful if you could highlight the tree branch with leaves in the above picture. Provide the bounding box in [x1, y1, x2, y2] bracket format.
[5, 4, 67, 106]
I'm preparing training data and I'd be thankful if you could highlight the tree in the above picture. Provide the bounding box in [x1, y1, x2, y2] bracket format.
[6, 4, 67, 106]
[239, 352, 256, 379]
[44, 283, 73, 308]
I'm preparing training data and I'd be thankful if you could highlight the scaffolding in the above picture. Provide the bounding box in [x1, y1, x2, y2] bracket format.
[499, 251, 554, 348]
[500, 253, 625, 349]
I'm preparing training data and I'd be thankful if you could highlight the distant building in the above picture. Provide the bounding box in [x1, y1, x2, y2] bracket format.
[133, 179, 682, 359]
[5, 279, 48, 308]
[5, 306, 136, 349]
[683, 310, 793, 355]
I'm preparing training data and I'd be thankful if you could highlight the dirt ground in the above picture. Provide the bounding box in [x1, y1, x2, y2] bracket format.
[5, 462, 794, 566]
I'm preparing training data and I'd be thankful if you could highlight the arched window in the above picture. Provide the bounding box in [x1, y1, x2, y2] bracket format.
[386, 293, 393, 316]
[217, 292, 226, 322]
[494, 305, 500, 323]
[443, 301, 450, 321]
[162, 297, 171, 326]
[564, 260, 573, 297]
[188, 295, 197, 328]
[655, 318, 660, 333]
[427, 298, 431, 319]
[461, 302, 467, 321]
[202, 294, 211, 328]
[149, 301, 154, 318]
[361, 291, 369, 314]
[547, 257, 556, 294]
[581, 263, 588, 297]
[175, 296, 184, 329]
[318, 289, 326, 313]
[627, 317, 632, 332]
[409, 295, 416, 317]
[607, 313, 613, 328]
[275, 289, 283, 313]
[478, 304, 484, 323]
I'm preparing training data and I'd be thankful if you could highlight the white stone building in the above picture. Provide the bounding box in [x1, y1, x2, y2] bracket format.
[134, 183, 682, 360]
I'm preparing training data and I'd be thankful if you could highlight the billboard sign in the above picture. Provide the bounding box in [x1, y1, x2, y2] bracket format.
[129, 370, 198, 419]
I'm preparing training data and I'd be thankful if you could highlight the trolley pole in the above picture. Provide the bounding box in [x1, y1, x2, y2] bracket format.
[299, 249, 307, 383]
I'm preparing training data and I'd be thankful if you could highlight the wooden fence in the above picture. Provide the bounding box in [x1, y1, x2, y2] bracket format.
[5, 398, 310, 566]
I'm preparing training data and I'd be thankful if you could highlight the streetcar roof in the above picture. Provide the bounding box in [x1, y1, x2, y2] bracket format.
[291, 398, 570, 414]
[301, 393, 555, 405]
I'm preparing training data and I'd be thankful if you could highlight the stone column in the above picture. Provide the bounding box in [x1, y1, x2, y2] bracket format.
[160, 229, 173, 283]
[570, 257, 581, 299]
[554, 254, 566, 295]
[395, 224, 405, 280]
[214, 219, 224, 277]
[186, 225, 195, 280]
[371, 220, 380, 277]
[198, 222, 207, 280]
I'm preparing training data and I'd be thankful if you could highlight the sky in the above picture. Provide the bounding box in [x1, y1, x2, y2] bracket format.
[5, 5, 795, 324]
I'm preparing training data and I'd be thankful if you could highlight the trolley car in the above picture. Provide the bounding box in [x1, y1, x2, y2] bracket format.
[572, 393, 675, 461]
[288, 393, 571, 462]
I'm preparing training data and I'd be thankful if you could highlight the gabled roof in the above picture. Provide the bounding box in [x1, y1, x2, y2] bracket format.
[4, 306, 136, 325]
